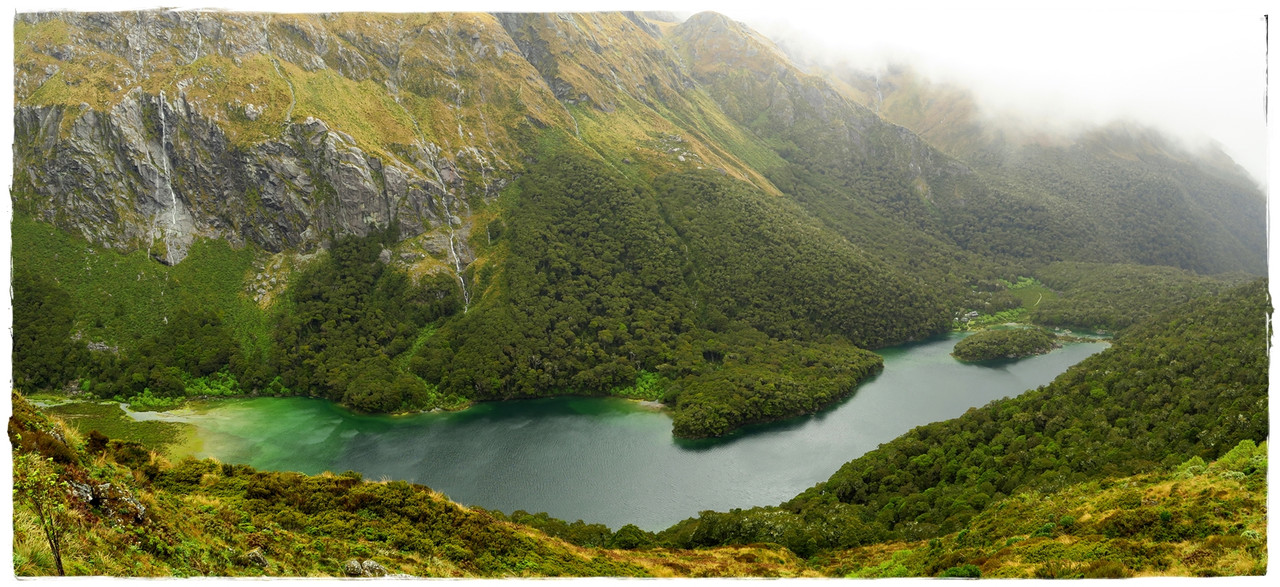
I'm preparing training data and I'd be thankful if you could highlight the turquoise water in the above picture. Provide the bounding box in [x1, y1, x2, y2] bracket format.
[165, 333, 1106, 530]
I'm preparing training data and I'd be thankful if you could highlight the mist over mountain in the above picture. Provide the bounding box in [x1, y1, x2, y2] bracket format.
[730, 5, 1268, 187]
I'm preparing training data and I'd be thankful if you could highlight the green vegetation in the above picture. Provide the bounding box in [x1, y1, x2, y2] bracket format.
[660, 279, 1268, 555]
[11, 215, 461, 416]
[663, 331, 882, 438]
[1001, 131, 1267, 276]
[958, 307, 1029, 330]
[11, 215, 270, 358]
[412, 148, 697, 402]
[13, 442, 70, 575]
[11, 267, 87, 394]
[953, 277, 1053, 331]
[821, 442, 1266, 578]
[409, 150, 920, 436]
[951, 328, 1058, 362]
[271, 231, 462, 412]
[42, 401, 191, 451]
[1001, 276, 1059, 308]
[654, 171, 950, 347]
[1029, 261, 1246, 332]
[490, 511, 656, 550]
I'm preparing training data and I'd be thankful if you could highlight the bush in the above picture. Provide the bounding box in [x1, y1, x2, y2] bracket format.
[1081, 560, 1131, 578]
[939, 564, 981, 578]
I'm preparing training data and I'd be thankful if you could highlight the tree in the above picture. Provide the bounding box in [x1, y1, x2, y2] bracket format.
[13, 442, 68, 575]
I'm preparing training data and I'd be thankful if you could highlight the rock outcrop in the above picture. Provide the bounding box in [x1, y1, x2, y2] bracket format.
[13, 11, 535, 263]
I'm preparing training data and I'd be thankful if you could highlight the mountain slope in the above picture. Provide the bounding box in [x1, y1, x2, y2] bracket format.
[10, 9, 1268, 435]
[824, 64, 1267, 274]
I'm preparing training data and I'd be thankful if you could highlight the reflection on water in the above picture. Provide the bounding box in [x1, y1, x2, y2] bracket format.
[158, 333, 1107, 531]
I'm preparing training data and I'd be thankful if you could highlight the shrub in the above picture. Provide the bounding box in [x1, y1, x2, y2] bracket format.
[940, 564, 981, 578]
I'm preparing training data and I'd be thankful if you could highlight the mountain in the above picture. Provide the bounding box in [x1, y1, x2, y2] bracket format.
[820, 63, 1267, 274]
[10, 10, 1268, 437]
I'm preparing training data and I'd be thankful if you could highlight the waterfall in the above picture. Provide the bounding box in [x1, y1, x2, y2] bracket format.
[157, 92, 179, 258]
[447, 225, 472, 313]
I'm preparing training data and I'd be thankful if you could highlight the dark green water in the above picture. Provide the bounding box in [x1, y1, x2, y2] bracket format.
[163, 333, 1106, 531]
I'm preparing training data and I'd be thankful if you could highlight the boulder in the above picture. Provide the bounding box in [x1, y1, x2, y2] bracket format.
[242, 548, 269, 568]
[361, 560, 389, 577]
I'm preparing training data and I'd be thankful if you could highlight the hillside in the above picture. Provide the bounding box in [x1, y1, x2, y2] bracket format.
[11, 9, 1268, 437]
[822, 64, 1266, 275]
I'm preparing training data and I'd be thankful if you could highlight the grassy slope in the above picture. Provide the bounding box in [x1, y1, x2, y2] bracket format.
[825, 443, 1267, 578]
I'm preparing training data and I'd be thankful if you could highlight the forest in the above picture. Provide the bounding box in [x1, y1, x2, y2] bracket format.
[657, 279, 1269, 555]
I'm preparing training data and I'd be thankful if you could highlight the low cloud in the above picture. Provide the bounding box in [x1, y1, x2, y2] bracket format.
[729, 5, 1268, 185]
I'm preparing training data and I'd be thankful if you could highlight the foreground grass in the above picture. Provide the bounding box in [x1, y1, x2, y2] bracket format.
[822, 444, 1267, 578]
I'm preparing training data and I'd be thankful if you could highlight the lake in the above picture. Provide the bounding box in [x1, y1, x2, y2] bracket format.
[160, 332, 1106, 531]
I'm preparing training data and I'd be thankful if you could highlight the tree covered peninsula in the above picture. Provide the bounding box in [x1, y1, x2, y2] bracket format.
[952, 328, 1059, 362]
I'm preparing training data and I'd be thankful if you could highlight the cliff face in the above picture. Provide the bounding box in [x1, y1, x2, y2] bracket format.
[12, 11, 788, 267]
[16, 92, 463, 263]
[13, 12, 558, 263]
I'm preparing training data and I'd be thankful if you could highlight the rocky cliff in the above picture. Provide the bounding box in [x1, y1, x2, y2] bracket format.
[12, 12, 590, 266]
[12, 11, 782, 268]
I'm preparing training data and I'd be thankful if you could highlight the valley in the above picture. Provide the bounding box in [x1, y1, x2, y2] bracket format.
[9, 8, 1268, 579]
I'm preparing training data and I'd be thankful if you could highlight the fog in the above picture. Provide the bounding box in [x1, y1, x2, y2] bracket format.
[723, 3, 1269, 187]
